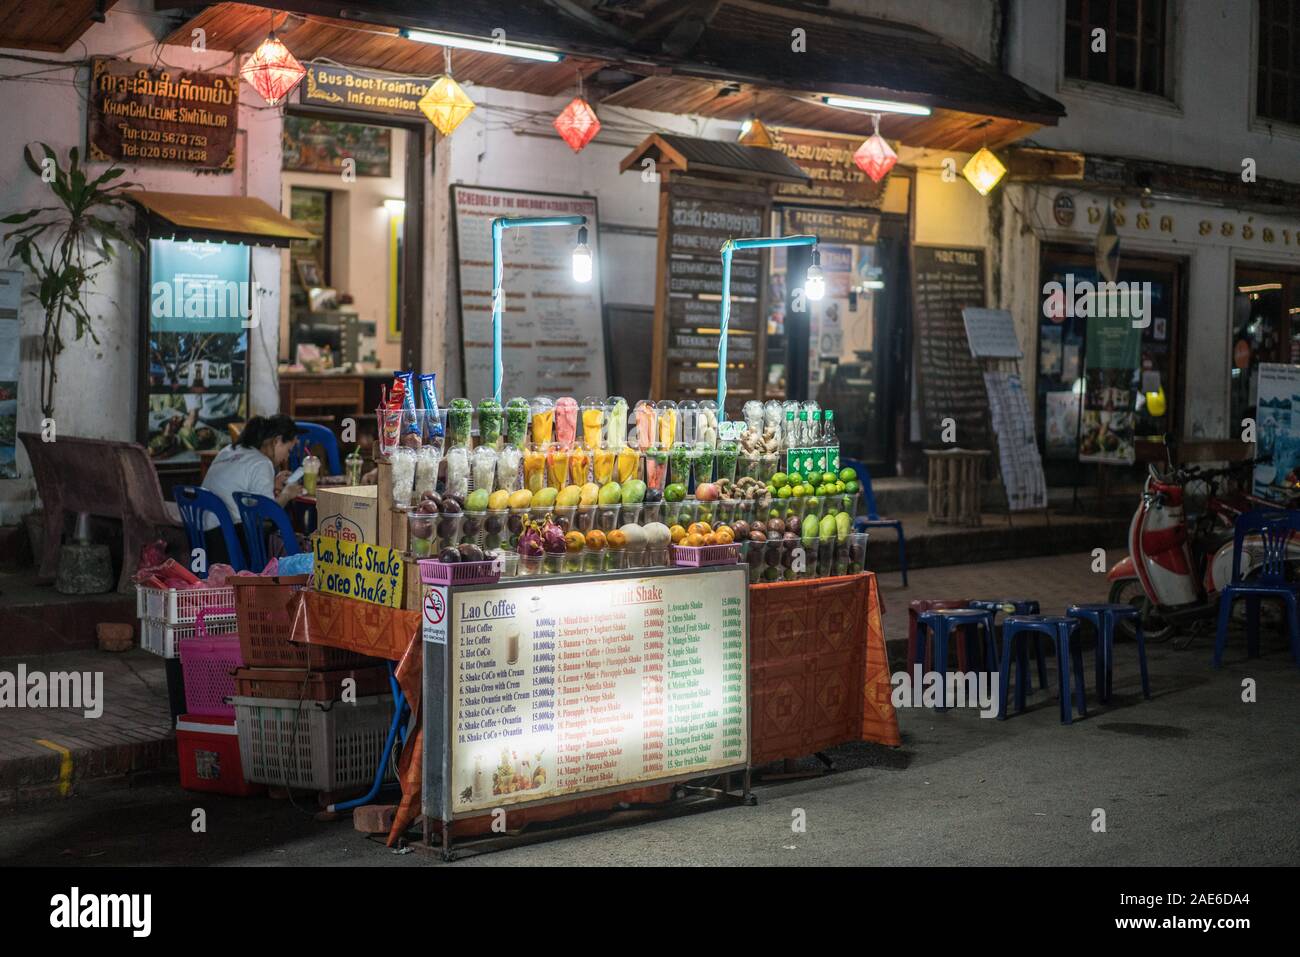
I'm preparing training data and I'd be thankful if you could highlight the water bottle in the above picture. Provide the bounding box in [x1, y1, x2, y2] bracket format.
[823, 410, 840, 473]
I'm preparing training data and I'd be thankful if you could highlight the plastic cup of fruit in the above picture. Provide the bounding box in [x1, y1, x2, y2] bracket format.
[715, 499, 737, 524]
[518, 553, 543, 576]
[529, 505, 553, 526]
[739, 453, 761, 480]
[407, 511, 437, 557]
[604, 547, 628, 570]
[847, 532, 869, 572]
[507, 506, 530, 537]
[435, 512, 465, 551]
[563, 549, 583, 574]
[624, 545, 647, 568]
[816, 539, 835, 576]
[596, 503, 622, 532]
[575, 505, 596, 533]
[483, 509, 509, 550]
[583, 545, 604, 573]
[619, 502, 643, 525]
[592, 448, 615, 485]
[646, 544, 669, 567]
[495, 551, 520, 578]
[552, 505, 577, 532]
[460, 509, 487, 545]
[639, 500, 664, 524]
[543, 552, 565, 575]
[616, 447, 641, 484]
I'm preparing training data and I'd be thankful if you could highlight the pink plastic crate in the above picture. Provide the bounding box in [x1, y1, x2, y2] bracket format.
[418, 558, 502, 586]
[671, 543, 741, 567]
[179, 607, 243, 718]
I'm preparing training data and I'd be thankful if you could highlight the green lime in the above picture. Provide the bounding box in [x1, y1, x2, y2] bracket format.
[772, 472, 789, 488]
[788, 472, 803, 487]
[777, 486, 793, 499]
[839, 467, 856, 483]
[845, 480, 859, 494]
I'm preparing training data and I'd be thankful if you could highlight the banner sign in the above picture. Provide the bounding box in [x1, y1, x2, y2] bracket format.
[299, 64, 431, 118]
[1079, 306, 1142, 464]
[88, 57, 238, 170]
[313, 537, 405, 608]
[1253, 362, 1300, 503]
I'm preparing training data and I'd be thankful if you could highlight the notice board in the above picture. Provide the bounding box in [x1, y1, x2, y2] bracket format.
[452, 186, 606, 400]
[911, 246, 990, 446]
[440, 567, 748, 815]
[657, 179, 768, 410]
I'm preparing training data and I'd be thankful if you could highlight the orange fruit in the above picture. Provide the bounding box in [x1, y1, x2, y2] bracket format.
[585, 529, 607, 549]
[703, 532, 718, 546]
[565, 530, 586, 554]
[607, 529, 628, 549]
[669, 524, 687, 544]
[689, 522, 710, 536]
[715, 527, 734, 545]
[685, 532, 705, 547]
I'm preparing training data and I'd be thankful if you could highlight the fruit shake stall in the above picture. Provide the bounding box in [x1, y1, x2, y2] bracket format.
[289, 376, 898, 854]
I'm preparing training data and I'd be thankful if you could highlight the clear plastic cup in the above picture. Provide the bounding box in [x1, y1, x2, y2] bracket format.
[646, 544, 669, 567]
[633, 399, 657, 451]
[523, 447, 546, 493]
[596, 503, 621, 532]
[460, 509, 487, 544]
[619, 503, 642, 525]
[436, 512, 465, 551]
[568, 447, 591, 486]
[583, 546, 604, 573]
[407, 509, 437, 558]
[604, 548, 628, 570]
[519, 554, 543, 577]
[483, 509, 509, 551]
[846, 531, 869, 574]
[592, 447, 616, 485]
[616, 446, 640, 484]
[575, 505, 596, 534]
[552, 505, 577, 532]
[546, 446, 570, 490]
[640, 501, 664, 525]
[543, 552, 565, 575]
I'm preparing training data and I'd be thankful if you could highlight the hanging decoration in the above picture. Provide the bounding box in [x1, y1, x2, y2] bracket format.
[419, 49, 476, 135]
[239, 13, 306, 105]
[851, 113, 897, 183]
[553, 72, 600, 152]
[962, 146, 1007, 196]
[738, 117, 775, 149]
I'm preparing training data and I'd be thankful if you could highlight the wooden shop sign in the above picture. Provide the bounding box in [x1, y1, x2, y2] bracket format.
[769, 128, 889, 209]
[299, 64, 431, 118]
[87, 58, 238, 170]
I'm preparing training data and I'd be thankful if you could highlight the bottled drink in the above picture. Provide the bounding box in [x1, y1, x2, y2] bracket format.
[345, 448, 363, 485]
[823, 410, 840, 472]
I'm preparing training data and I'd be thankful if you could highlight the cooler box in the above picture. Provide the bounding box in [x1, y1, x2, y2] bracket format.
[175, 714, 263, 797]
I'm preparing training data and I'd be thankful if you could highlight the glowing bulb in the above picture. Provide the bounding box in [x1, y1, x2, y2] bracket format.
[805, 246, 825, 301]
[572, 226, 593, 283]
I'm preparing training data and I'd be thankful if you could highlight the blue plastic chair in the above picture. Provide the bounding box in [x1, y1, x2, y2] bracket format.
[1213, 508, 1300, 668]
[845, 458, 908, 586]
[914, 608, 997, 711]
[172, 485, 246, 575]
[1068, 603, 1151, 702]
[233, 492, 301, 572]
[999, 615, 1086, 724]
[970, 598, 1048, 690]
[290, 421, 341, 474]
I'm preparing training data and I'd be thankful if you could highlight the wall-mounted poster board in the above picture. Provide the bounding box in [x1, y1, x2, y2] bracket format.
[911, 246, 990, 446]
[142, 239, 250, 464]
[452, 186, 606, 400]
[656, 178, 768, 411]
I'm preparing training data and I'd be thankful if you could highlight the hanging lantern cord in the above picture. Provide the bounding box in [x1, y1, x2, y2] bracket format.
[871, 112, 881, 136]
[577, 67, 584, 99]
[444, 46, 452, 76]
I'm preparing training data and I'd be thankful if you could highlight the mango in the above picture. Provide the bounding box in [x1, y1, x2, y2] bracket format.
[466, 489, 490, 512]
[835, 511, 850, 542]
[621, 479, 646, 504]
[598, 481, 623, 505]
[487, 490, 510, 511]
[580, 482, 601, 506]
[533, 487, 558, 507]
[508, 489, 533, 509]
[557, 485, 582, 507]
[819, 514, 837, 541]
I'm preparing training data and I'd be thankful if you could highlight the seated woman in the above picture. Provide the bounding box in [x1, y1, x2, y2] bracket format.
[201, 414, 305, 565]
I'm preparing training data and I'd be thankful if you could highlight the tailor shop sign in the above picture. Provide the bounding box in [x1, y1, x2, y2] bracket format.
[87, 58, 238, 170]
[1042, 191, 1300, 251]
[299, 64, 431, 118]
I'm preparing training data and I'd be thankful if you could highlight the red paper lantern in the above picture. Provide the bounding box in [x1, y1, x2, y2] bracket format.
[853, 132, 897, 183]
[240, 34, 306, 105]
[554, 97, 601, 152]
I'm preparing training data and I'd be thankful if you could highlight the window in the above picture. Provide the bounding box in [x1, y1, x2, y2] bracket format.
[1064, 0, 1168, 96]
[1257, 0, 1300, 124]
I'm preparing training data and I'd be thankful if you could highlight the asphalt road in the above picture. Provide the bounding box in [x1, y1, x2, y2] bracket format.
[2, 627, 1295, 867]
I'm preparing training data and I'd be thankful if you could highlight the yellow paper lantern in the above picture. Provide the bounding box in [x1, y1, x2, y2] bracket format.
[419, 75, 476, 135]
[738, 117, 774, 149]
[962, 146, 1007, 196]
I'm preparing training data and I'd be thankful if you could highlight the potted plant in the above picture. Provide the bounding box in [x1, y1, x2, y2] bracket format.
[1, 143, 138, 419]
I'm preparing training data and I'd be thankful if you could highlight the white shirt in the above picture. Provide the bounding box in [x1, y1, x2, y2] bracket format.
[200, 444, 276, 531]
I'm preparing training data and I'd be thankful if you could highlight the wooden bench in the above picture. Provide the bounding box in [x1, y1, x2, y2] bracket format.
[18, 433, 182, 593]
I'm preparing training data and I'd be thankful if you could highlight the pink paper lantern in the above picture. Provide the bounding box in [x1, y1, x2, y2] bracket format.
[853, 132, 898, 183]
[554, 97, 601, 152]
[240, 34, 306, 105]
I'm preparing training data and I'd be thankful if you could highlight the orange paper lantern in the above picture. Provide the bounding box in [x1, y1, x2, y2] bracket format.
[239, 34, 305, 105]
[553, 96, 601, 152]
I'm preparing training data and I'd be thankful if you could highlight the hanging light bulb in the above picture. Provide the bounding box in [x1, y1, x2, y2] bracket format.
[554, 76, 600, 152]
[239, 13, 306, 105]
[962, 146, 1007, 196]
[805, 246, 825, 301]
[852, 113, 897, 183]
[572, 226, 593, 283]
[419, 49, 476, 135]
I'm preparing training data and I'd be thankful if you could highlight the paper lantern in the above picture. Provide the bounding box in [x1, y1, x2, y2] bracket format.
[853, 132, 897, 183]
[738, 117, 774, 149]
[239, 34, 305, 105]
[962, 146, 1007, 196]
[554, 96, 600, 152]
[419, 75, 476, 135]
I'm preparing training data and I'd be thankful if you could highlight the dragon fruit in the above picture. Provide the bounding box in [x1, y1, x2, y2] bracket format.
[542, 519, 568, 555]
[517, 521, 545, 558]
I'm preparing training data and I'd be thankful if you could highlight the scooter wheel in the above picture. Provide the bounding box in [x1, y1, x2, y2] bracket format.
[1107, 579, 1175, 642]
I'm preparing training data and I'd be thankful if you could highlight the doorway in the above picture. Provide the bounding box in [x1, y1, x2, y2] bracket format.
[1230, 263, 1300, 428]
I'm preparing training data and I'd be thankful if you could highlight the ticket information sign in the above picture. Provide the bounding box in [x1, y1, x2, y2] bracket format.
[444, 568, 748, 814]
[313, 537, 403, 608]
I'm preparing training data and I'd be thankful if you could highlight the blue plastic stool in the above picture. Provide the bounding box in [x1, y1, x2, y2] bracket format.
[999, 615, 1086, 724]
[1067, 603, 1152, 703]
[173, 485, 246, 575]
[914, 608, 997, 711]
[233, 492, 301, 572]
[969, 598, 1048, 690]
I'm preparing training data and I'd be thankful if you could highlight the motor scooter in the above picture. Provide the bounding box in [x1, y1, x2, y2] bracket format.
[1107, 457, 1300, 641]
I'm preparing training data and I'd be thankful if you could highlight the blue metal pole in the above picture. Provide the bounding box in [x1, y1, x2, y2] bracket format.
[489, 214, 588, 405]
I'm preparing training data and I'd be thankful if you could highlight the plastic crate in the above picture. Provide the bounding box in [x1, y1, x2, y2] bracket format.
[418, 558, 501, 586]
[141, 616, 237, 659]
[176, 714, 263, 797]
[232, 575, 369, 670]
[671, 543, 741, 567]
[136, 584, 236, 625]
[232, 694, 397, 791]
[233, 666, 390, 702]
[179, 634, 243, 718]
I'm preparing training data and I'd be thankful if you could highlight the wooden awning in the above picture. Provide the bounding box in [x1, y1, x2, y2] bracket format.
[0, 0, 118, 52]
[619, 134, 810, 185]
[127, 191, 313, 246]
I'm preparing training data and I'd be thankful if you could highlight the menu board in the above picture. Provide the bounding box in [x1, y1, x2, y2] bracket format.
[453, 186, 607, 399]
[911, 246, 991, 446]
[443, 568, 747, 814]
[983, 371, 1048, 510]
[662, 181, 768, 408]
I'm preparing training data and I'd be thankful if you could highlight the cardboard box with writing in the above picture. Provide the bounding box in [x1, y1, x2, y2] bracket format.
[316, 485, 378, 544]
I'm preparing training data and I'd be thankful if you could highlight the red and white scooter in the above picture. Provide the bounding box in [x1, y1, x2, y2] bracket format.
[1107, 459, 1300, 640]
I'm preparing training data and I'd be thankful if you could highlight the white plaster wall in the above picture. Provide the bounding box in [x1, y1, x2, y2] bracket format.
[0, 0, 283, 521]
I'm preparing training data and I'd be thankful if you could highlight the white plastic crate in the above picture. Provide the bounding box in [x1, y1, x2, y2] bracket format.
[232, 694, 397, 792]
[141, 616, 238, 659]
[135, 584, 237, 626]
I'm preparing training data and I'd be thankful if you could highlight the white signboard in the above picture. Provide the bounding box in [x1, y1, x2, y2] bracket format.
[984, 371, 1048, 510]
[452, 186, 607, 400]
[448, 569, 747, 814]
[962, 307, 1023, 359]
[422, 584, 448, 645]
[1253, 363, 1300, 503]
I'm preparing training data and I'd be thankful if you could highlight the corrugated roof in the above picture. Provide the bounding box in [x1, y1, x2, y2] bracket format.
[657, 134, 810, 182]
[127, 192, 314, 242]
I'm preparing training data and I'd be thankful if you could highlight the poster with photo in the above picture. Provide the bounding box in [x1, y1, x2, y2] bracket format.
[1252, 363, 1300, 502]
[1078, 306, 1141, 464]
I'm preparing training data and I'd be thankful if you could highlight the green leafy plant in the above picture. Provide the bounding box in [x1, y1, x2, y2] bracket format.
[2, 143, 139, 418]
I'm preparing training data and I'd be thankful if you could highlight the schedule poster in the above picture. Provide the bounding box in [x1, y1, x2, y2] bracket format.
[452, 186, 606, 400]
[445, 569, 747, 814]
